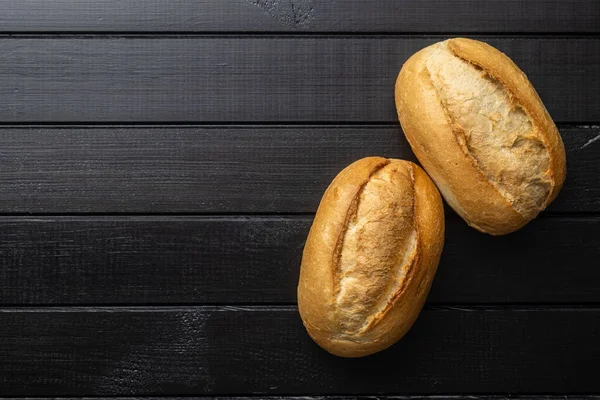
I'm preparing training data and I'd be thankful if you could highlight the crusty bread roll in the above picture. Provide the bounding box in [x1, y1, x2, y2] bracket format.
[395, 38, 566, 235]
[297, 157, 444, 357]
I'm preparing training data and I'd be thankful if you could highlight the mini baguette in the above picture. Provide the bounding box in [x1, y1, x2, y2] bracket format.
[395, 38, 566, 235]
[297, 157, 444, 357]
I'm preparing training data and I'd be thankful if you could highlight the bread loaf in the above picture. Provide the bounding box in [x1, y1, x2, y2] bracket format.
[297, 157, 444, 357]
[395, 38, 566, 235]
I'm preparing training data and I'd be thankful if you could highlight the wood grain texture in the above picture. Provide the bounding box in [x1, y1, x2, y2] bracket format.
[1, 307, 599, 395]
[1, 215, 598, 305]
[0, 38, 596, 122]
[0, 125, 596, 213]
[0, 0, 598, 33]
[4, 397, 599, 400]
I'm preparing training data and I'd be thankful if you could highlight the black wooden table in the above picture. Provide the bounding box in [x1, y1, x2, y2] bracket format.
[1, 1, 599, 398]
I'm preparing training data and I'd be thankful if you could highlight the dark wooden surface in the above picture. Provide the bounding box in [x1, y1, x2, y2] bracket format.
[4, 398, 599, 400]
[0, 1, 598, 398]
[0, 125, 596, 213]
[0, 0, 598, 33]
[3, 398, 599, 400]
[0, 215, 599, 305]
[1, 307, 599, 395]
[0, 38, 596, 122]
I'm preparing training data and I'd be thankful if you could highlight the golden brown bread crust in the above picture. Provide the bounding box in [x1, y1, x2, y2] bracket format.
[297, 157, 444, 357]
[395, 38, 566, 235]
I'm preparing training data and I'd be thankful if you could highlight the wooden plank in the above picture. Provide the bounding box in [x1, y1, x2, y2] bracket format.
[0, 38, 596, 122]
[1, 216, 598, 305]
[0, 125, 596, 213]
[4, 397, 599, 400]
[0, 0, 598, 33]
[0, 307, 598, 395]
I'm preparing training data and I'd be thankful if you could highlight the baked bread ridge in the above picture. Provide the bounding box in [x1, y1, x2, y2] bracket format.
[395, 38, 566, 235]
[298, 157, 444, 357]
